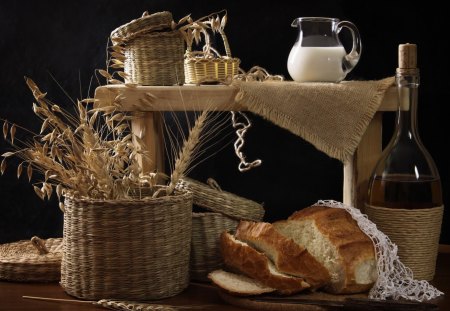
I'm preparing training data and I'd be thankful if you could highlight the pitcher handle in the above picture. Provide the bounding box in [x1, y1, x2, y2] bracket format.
[337, 21, 362, 74]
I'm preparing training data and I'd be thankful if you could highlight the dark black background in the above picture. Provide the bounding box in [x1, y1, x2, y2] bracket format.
[0, 0, 448, 244]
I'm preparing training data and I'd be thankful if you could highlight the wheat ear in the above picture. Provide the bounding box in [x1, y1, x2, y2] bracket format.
[167, 111, 208, 195]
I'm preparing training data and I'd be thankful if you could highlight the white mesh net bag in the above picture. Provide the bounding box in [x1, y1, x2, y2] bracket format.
[315, 200, 443, 302]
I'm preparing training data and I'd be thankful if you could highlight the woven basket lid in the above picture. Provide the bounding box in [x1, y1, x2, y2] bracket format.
[0, 236, 63, 282]
[178, 177, 264, 221]
[111, 11, 173, 43]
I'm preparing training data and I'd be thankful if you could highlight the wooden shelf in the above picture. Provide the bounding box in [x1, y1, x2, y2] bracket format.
[94, 84, 398, 112]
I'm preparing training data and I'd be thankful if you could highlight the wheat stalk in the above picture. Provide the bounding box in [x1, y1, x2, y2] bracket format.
[166, 111, 209, 195]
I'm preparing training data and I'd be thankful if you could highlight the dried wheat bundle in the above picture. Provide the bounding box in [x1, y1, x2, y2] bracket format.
[1, 78, 165, 204]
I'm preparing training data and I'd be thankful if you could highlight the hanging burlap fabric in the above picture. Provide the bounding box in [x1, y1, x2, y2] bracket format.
[233, 77, 394, 163]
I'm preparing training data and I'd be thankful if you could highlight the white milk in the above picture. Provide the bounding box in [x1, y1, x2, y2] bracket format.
[287, 46, 347, 82]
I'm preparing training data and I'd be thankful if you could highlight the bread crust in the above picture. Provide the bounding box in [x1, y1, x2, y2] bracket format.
[287, 205, 377, 294]
[235, 221, 330, 289]
[220, 232, 310, 295]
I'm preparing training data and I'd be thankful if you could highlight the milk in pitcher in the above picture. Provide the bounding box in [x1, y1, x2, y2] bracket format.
[287, 45, 346, 82]
[287, 17, 361, 83]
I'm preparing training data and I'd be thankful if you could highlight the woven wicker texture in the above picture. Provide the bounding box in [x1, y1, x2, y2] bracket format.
[184, 28, 240, 84]
[190, 212, 238, 281]
[111, 11, 185, 86]
[179, 178, 264, 221]
[365, 204, 444, 280]
[123, 31, 185, 85]
[0, 237, 62, 282]
[61, 191, 193, 300]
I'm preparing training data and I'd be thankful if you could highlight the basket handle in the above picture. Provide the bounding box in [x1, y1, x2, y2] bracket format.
[31, 236, 49, 255]
[218, 28, 232, 58]
[183, 10, 232, 58]
[207, 178, 222, 192]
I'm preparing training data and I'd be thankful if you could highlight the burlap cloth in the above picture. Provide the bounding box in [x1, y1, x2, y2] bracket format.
[233, 77, 394, 163]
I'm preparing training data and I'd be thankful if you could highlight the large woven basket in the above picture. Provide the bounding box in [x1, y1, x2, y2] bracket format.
[0, 237, 62, 282]
[111, 11, 185, 86]
[61, 190, 193, 300]
[178, 178, 263, 281]
[184, 28, 240, 84]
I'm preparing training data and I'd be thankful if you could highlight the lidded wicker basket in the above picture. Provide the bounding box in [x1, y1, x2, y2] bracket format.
[178, 178, 264, 281]
[61, 189, 193, 300]
[110, 11, 185, 86]
[0, 237, 62, 282]
[184, 12, 240, 84]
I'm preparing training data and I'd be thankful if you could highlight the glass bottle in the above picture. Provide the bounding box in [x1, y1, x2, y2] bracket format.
[366, 44, 444, 280]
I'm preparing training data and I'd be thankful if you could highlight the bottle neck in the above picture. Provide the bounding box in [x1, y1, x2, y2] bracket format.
[395, 71, 420, 140]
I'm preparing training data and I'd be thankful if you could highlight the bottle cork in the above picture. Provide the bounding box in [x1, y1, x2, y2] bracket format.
[398, 43, 417, 69]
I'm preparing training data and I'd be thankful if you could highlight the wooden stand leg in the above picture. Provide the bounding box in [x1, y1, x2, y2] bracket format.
[343, 112, 383, 211]
[131, 112, 165, 175]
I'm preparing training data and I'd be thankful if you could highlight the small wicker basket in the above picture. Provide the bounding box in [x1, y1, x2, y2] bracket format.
[111, 11, 185, 86]
[61, 189, 193, 300]
[184, 25, 240, 84]
[178, 178, 264, 281]
[0, 237, 62, 282]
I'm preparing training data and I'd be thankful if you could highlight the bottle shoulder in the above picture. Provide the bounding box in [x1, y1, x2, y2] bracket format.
[372, 136, 440, 179]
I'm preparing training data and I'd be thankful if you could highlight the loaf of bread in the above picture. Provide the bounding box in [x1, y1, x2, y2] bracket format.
[220, 232, 310, 295]
[208, 269, 275, 296]
[235, 221, 330, 289]
[274, 205, 377, 294]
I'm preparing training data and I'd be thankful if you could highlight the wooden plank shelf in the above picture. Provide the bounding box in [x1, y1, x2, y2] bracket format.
[94, 84, 398, 112]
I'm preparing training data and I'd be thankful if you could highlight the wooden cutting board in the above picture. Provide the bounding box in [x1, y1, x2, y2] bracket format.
[218, 290, 368, 310]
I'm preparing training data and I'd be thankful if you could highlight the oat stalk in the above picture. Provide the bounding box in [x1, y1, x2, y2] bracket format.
[1, 78, 148, 202]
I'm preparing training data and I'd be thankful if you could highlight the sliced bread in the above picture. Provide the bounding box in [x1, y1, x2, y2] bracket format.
[235, 220, 330, 289]
[220, 232, 310, 295]
[208, 269, 276, 296]
[273, 205, 377, 294]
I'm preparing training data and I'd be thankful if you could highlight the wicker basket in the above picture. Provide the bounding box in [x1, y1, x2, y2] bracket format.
[184, 28, 240, 84]
[61, 189, 193, 300]
[111, 11, 185, 86]
[190, 212, 238, 281]
[178, 178, 263, 281]
[0, 237, 62, 282]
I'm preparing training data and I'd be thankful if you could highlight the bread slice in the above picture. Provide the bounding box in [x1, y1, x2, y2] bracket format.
[208, 269, 276, 296]
[220, 232, 310, 295]
[235, 221, 330, 289]
[273, 205, 377, 294]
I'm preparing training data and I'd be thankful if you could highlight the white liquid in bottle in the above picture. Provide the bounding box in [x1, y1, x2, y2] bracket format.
[287, 46, 347, 82]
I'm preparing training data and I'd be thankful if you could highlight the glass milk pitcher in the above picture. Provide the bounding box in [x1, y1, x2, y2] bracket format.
[287, 17, 362, 82]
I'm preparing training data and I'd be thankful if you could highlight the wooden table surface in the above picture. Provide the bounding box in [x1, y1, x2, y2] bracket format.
[1, 251, 449, 311]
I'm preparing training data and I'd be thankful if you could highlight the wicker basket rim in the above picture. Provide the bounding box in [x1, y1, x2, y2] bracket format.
[179, 177, 264, 221]
[65, 189, 192, 206]
[182, 177, 260, 205]
[184, 56, 240, 63]
[192, 211, 236, 217]
[111, 11, 173, 40]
